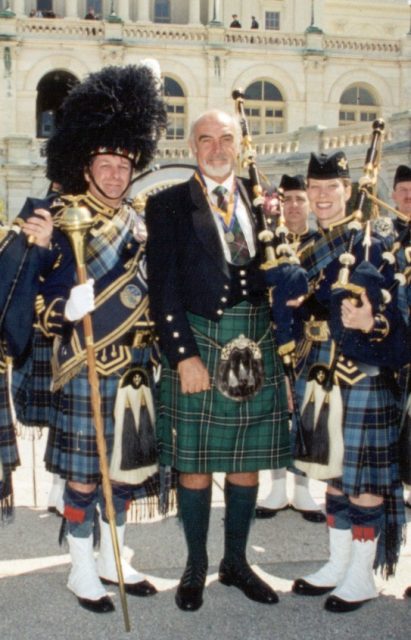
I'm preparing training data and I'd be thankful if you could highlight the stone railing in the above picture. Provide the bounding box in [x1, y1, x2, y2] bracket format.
[320, 122, 393, 151]
[0, 17, 401, 54]
[224, 29, 306, 48]
[324, 36, 400, 55]
[17, 17, 104, 39]
[123, 23, 206, 43]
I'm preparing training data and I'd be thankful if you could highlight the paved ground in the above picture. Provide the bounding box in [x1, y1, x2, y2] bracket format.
[0, 433, 410, 640]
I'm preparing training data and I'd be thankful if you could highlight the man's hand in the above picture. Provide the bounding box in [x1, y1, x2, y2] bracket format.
[177, 356, 211, 394]
[22, 209, 53, 248]
[341, 291, 374, 332]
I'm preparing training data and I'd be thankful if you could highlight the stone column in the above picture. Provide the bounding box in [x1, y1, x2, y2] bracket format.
[209, 0, 223, 26]
[65, 0, 78, 19]
[12, 0, 25, 16]
[188, 0, 201, 25]
[117, 0, 129, 21]
[136, 0, 150, 22]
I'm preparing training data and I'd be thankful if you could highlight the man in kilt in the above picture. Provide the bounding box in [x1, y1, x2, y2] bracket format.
[291, 151, 407, 612]
[35, 64, 167, 613]
[146, 110, 291, 612]
[0, 203, 54, 519]
[256, 174, 326, 523]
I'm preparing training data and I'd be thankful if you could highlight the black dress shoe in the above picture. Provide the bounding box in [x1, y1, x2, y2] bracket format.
[292, 578, 334, 596]
[175, 583, 204, 612]
[404, 586, 411, 597]
[100, 577, 157, 597]
[255, 505, 288, 519]
[290, 506, 326, 523]
[218, 560, 278, 604]
[77, 595, 115, 613]
[324, 594, 370, 613]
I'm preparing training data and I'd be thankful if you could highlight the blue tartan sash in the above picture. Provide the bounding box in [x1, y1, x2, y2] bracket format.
[299, 218, 364, 281]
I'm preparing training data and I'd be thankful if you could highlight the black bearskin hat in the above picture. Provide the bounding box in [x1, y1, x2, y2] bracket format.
[46, 63, 167, 194]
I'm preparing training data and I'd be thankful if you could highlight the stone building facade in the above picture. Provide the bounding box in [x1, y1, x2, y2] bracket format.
[0, 0, 410, 218]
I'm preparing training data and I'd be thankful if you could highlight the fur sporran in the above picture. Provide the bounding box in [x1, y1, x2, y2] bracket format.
[216, 334, 264, 401]
[294, 366, 344, 480]
[109, 367, 158, 485]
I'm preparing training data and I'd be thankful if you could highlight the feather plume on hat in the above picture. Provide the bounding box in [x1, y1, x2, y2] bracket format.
[46, 63, 167, 194]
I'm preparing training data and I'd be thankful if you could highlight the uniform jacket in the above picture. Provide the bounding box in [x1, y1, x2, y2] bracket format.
[145, 173, 268, 368]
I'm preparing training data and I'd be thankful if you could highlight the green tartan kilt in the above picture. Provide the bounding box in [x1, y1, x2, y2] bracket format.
[156, 301, 291, 473]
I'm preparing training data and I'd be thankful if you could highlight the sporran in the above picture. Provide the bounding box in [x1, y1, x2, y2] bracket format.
[216, 334, 265, 402]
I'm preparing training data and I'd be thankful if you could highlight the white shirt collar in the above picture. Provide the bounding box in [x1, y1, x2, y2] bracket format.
[203, 173, 235, 195]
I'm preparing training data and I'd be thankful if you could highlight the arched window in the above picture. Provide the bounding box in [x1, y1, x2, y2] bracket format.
[244, 81, 285, 135]
[164, 77, 186, 140]
[36, 70, 78, 138]
[339, 85, 380, 126]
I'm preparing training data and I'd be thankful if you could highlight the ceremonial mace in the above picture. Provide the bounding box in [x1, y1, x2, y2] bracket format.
[60, 201, 131, 633]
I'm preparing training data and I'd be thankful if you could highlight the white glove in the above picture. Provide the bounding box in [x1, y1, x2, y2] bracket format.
[64, 279, 95, 322]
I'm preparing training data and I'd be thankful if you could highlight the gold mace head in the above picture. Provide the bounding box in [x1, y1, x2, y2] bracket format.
[59, 199, 93, 269]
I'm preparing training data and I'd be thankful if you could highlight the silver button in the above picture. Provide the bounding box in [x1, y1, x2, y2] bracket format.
[239, 270, 246, 276]
[240, 279, 247, 285]
[217, 309, 224, 316]
[220, 297, 227, 303]
[173, 331, 180, 338]
[242, 290, 248, 296]
[178, 346, 186, 354]
[166, 314, 173, 322]
[224, 284, 229, 290]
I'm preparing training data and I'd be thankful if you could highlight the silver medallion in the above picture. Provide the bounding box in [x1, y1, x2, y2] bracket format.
[120, 284, 142, 309]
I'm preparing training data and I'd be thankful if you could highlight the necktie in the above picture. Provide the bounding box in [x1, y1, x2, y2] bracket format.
[212, 185, 250, 265]
[214, 184, 229, 209]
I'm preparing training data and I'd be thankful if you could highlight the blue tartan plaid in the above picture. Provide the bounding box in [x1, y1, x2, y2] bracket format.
[0, 372, 19, 472]
[12, 330, 53, 428]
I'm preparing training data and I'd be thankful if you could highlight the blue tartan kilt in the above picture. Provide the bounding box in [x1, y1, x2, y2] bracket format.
[0, 373, 20, 475]
[45, 369, 119, 483]
[294, 339, 402, 497]
[156, 301, 291, 473]
[12, 330, 53, 428]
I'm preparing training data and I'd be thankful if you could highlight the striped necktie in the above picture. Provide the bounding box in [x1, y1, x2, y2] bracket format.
[212, 185, 250, 265]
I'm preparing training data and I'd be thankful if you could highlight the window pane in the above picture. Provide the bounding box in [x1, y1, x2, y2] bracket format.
[154, 0, 170, 22]
[358, 88, 376, 106]
[245, 82, 262, 100]
[263, 82, 282, 101]
[265, 11, 280, 30]
[38, 0, 52, 10]
[164, 77, 184, 97]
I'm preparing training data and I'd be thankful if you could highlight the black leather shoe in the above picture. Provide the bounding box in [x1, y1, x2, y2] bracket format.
[77, 595, 115, 613]
[324, 594, 370, 613]
[175, 564, 207, 612]
[175, 583, 204, 612]
[100, 577, 157, 597]
[404, 586, 411, 597]
[255, 505, 288, 519]
[290, 506, 326, 523]
[218, 560, 278, 604]
[292, 578, 334, 596]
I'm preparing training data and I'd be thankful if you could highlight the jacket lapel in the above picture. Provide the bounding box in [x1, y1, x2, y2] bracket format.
[189, 174, 229, 277]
